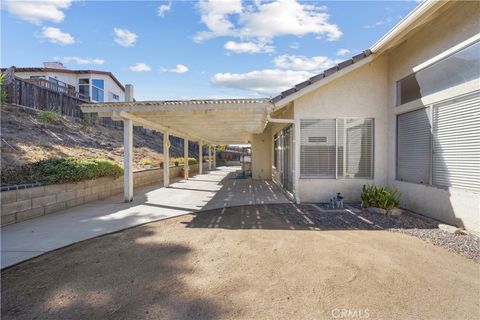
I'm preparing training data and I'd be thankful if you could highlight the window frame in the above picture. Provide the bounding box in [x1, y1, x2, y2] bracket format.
[395, 90, 480, 192]
[395, 39, 480, 107]
[299, 117, 374, 180]
[91, 79, 105, 102]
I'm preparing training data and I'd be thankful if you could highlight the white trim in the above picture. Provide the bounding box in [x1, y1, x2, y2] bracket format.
[370, 0, 446, 53]
[394, 80, 480, 115]
[413, 34, 480, 73]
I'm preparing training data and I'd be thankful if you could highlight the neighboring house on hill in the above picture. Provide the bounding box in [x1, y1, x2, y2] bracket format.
[81, 1, 480, 232]
[10, 62, 125, 103]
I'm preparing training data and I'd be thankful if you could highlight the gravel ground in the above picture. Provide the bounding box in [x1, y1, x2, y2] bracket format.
[297, 203, 480, 262]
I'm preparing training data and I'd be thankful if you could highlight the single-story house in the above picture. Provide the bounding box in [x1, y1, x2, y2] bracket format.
[82, 1, 480, 233]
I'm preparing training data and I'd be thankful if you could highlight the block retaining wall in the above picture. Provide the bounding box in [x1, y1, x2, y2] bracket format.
[1, 163, 208, 226]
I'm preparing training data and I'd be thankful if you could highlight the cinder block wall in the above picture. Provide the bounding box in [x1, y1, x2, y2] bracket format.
[1, 163, 208, 226]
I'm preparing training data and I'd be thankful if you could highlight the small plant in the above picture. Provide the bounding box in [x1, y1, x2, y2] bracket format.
[37, 110, 60, 124]
[174, 160, 179, 167]
[361, 184, 401, 209]
[0, 72, 7, 103]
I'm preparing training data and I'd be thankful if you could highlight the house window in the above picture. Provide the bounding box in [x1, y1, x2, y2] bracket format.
[396, 90, 480, 191]
[273, 133, 279, 169]
[79, 78, 89, 97]
[92, 79, 104, 102]
[396, 109, 431, 184]
[300, 118, 373, 179]
[396, 41, 480, 106]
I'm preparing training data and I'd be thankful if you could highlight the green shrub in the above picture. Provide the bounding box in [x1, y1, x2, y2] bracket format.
[361, 184, 401, 209]
[34, 157, 123, 184]
[0, 73, 7, 103]
[170, 157, 198, 166]
[37, 110, 60, 124]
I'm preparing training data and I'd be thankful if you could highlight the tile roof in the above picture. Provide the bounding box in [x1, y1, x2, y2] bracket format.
[271, 49, 372, 104]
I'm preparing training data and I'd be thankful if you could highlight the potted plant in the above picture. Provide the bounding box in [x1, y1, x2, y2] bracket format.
[179, 167, 185, 178]
[360, 184, 402, 215]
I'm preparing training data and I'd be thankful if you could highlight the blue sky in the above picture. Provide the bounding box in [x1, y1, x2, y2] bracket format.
[1, 0, 419, 100]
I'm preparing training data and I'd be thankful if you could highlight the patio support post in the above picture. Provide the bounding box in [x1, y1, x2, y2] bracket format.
[123, 118, 133, 202]
[213, 146, 217, 168]
[163, 132, 170, 187]
[199, 141, 203, 174]
[208, 145, 212, 170]
[184, 138, 189, 180]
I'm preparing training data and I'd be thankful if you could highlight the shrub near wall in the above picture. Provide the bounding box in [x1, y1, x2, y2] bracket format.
[1, 163, 208, 226]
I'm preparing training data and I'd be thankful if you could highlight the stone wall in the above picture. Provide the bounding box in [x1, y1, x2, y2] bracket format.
[1, 163, 207, 226]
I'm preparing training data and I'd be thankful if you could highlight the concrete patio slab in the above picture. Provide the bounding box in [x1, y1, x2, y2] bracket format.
[1, 166, 289, 268]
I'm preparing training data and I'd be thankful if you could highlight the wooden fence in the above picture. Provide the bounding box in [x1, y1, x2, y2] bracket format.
[4, 76, 89, 119]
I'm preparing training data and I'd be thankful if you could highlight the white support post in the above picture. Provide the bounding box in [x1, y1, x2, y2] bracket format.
[184, 138, 189, 180]
[123, 119, 133, 202]
[208, 145, 212, 170]
[199, 141, 203, 174]
[163, 132, 170, 187]
[213, 146, 217, 168]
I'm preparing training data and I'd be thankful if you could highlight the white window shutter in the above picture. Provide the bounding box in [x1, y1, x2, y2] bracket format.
[397, 108, 431, 184]
[432, 90, 480, 191]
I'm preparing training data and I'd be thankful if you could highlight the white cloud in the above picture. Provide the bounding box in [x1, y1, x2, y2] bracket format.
[289, 42, 300, 49]
[364, 16, 393, 29]
[113, 28, 138, 47]
[336, 48, 351, 56]
[224, 41, 274, 54]
[273, 54, 336, 72]
[195, 0, 342, 42]
[211, 69, 313, 96]
[63, 56, 105, 65]
[161, 64, 189, 74]
[158, 2, 171, 17]
[39, 27, 75, 45]
[129, 62, 151, 72]
[3, 0, 72, 25]
[194, 0, 243, 41]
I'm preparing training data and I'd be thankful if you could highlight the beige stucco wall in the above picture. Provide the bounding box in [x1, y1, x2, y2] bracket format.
[386, 1, 480, 232]
[251, 126, 272, 180]
[293, 56, 389, 202]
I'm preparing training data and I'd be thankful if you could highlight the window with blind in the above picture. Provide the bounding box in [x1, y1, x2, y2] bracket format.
[300, 118, 374, 179]
[396, 109, 431, 184]
[396, 90, 480, 192]
[432, 91, 480, 191]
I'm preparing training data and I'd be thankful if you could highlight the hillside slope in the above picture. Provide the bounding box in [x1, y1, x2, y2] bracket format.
[1, 105, 193, 172]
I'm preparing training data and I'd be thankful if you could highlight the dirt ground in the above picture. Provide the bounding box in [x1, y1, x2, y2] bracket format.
[0, 105, 187, 171]
[2, 205, 479, 320]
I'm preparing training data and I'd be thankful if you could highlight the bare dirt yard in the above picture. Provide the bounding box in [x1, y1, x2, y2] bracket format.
[2, 204, 479, 320]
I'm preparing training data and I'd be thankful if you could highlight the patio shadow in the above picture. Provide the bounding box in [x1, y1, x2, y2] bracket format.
[184, 203, 439, 231]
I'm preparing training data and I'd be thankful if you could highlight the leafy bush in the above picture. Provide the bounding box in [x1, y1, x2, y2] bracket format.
[37, 110, 60, 124]
[170, 157, 198, 166]
[361, 184, 401, 209]
[0, 73, 7, 103]
[34, 157, 123, 184]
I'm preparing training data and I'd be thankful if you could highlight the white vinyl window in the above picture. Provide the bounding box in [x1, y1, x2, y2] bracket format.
[300, 118, 374, 179]
[396, 90, 480, 192]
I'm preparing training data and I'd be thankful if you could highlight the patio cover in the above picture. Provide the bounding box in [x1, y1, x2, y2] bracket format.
[81, 98, 274, 202]
[81, 99, 273, 144]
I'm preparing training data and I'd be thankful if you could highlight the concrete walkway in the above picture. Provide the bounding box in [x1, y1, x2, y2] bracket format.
[1, 166, 289, 268]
